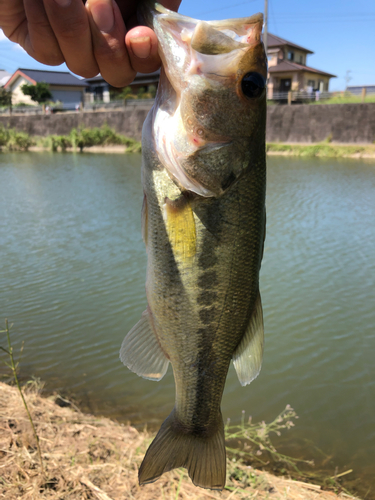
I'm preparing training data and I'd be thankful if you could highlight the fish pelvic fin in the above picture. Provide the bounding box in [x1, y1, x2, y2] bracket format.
[139, 408, 226, 490]
[120, 309, 169, 381]
[233, 291, 264, 386]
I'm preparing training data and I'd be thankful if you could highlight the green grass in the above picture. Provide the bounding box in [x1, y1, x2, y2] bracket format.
[311, 94, 375, 105]
[0, 126, 35, 151]
[0, 124, 141, 153]
[266, 142, 375, 157]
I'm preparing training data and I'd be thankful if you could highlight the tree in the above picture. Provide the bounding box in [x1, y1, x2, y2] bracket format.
[0, 88, 12, 107]
[21, 81, 52, 104]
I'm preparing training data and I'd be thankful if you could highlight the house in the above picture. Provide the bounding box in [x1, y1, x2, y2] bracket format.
[266, 33, 336, 98]
[4, 68, 88, 108]
[0, 69, 11, 87]
[83, 70, 160, 103]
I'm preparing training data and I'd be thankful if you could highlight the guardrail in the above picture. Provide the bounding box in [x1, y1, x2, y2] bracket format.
[83, 99, 154, 111]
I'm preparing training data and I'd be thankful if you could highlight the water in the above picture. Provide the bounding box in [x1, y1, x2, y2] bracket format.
[0, 152, 374, 496]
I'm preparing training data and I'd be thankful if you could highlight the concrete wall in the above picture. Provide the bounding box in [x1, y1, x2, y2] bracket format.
[266, 103, 375, 143]
[1, 102, 374, 144]
[0, 104, 153, 141]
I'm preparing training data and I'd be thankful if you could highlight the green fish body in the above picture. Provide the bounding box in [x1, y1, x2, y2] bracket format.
[120, 4, 267, 490]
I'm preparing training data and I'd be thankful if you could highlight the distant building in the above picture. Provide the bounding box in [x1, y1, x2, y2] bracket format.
[346, 85, 375, 94]
[83, 70, 160, 103]
[267, 33, 336, 97]
[0, 69, 11, 87]
[4, 68, 87, 108]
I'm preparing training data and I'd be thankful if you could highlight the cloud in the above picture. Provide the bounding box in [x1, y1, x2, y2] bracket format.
[0, 29, 7, 42]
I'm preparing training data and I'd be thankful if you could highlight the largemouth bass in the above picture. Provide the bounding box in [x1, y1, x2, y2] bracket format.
[120, 3, 267, 490]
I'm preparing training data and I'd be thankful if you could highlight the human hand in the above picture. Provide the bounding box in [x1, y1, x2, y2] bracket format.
[0, 0, 181, 87]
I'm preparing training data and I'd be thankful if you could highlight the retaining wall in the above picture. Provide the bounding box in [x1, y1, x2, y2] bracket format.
[1, 103, 375, 144]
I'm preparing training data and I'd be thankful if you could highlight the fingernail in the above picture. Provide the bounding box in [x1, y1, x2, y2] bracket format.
[129, 37, 151, 59]
[54, 0, 71, 6]
[90, 0, 114, 34]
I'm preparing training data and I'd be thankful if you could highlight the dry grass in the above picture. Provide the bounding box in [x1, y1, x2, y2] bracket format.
[0, 381, 359, 500]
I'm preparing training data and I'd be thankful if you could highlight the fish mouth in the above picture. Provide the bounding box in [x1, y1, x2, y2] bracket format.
[151, 4, 263, 93]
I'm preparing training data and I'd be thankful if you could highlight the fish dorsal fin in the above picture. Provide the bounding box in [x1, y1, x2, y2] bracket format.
[120, 310, 169, 381]
[233, 292, 264, 386]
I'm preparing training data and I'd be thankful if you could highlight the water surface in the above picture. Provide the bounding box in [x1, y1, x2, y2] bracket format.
[0, 152, 374, 496]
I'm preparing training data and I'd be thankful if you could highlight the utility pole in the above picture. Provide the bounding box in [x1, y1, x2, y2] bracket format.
[264, 0, 268, 54]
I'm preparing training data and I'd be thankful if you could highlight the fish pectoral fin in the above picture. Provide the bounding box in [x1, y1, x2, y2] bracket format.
[120, 309, 169, 381]
[233, 291, 264, 386]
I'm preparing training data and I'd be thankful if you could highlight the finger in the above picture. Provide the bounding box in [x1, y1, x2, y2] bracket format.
[125, 26, 160, 74]
[124, 0, 182, 74]
[42, 0, 99, 77]
[25, 0, 64, 64]
[1, 0, 64, 65]
[86, 0, 136, 87]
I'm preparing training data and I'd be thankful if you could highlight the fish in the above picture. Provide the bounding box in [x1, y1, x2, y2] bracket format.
[120, 3, 267, 491]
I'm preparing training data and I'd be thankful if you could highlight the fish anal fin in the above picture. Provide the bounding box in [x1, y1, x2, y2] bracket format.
[120, 309, 169, 381]
[233, 291, 264, 386]
[139, 409, 226, 490]
[163, 196, 196, 261]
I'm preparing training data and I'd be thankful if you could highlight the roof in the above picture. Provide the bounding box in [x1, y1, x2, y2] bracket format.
[268, 60, 336, 78]
[5, 68, 87, 89]
[267, 33, 314, 54]
[83, 69, 161, 87]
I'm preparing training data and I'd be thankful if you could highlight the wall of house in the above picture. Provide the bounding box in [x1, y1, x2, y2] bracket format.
[9, 76, 34, 105]
[1, 103, 374, 144]
[301, 72, 330, 91]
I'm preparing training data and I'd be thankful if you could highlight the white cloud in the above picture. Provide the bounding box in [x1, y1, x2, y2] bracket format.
[0, 29, 7, 42]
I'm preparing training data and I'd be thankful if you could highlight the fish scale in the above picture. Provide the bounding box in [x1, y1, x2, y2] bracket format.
[120, 2, 267, 490]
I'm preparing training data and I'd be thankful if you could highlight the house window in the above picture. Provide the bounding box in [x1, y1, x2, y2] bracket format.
[288, 51, 294, 61]
[299, 55, 303, 64]
[307, 80, 315, 88]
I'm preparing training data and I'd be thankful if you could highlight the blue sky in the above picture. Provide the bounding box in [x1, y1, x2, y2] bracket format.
[0, 0, 374, 90]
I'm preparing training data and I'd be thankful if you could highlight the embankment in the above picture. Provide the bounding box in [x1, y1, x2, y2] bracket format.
[0, 381, 358, 500]
[1, 102, 375, 144]
[266, 103, 375, 143]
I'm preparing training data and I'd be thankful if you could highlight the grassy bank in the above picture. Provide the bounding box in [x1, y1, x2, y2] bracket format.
[1, 125, 375, 159]
[266, 142, 375, 158]
[0, 124, 141, 153]
[0, 380, 359, 500]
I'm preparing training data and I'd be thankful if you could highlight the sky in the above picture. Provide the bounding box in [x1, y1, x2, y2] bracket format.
[0, 0, 374, 91]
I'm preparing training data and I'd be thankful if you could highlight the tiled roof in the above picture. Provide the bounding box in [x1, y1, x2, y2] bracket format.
[269, 60, 336, 78]
[83, 69, 161, 86]
[267, 33, 314, 54]
[11, 68, 88, 87]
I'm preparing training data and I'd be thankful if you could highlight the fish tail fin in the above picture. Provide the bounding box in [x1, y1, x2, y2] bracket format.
[139, 408, 226, 490]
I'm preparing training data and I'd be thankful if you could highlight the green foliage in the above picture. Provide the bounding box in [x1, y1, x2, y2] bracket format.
[225, 406, 313, 475]
[0, 126, 34, 151]
[0, 88, 12, 107]
[21, 81, 52, 104]
[137, 87, 147, 99]
[119, 86, 137, 100]
[148, 85, 157, 98]
[266, 142, 375, 158]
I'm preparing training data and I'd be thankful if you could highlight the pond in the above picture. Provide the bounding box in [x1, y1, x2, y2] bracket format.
[0, 152, 374, 497]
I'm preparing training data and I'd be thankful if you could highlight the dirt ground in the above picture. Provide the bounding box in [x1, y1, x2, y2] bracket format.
[0, 382, 359, 500]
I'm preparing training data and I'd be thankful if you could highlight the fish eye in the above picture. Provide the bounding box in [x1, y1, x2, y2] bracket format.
[241, 72, 266, 99]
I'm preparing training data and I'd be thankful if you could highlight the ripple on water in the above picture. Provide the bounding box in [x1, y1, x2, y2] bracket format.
[1, 154, 375, 497]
